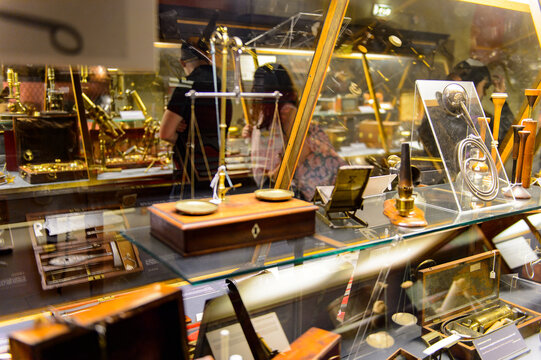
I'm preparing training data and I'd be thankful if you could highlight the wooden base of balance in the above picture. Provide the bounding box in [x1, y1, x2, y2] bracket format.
[149, 193, 317, 256]
[383, 199, 427, 227]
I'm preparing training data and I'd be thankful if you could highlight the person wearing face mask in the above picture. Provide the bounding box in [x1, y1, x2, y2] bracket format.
[160, 40, 232, 186]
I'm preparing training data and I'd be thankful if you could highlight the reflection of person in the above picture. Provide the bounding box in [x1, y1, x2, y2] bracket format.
[243, 63, 346, 200]
[160, 41, 231, 181]
[447, 58, 514, 146]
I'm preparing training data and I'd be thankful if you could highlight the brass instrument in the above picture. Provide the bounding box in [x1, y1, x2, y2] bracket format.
[82, 92, 124, 140]
[383, 143, 427, 227]
[6, 68, 27, 114]
[395, 143, 414, 216]
[130, 90, 159, 159]
[210, 27, 235, 201]
[45, 66, 64, 112]
[443, 304, 526, 339]
[82, 92, 125, 167]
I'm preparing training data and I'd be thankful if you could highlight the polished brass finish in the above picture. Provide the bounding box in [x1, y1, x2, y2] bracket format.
[21, 160, 86, 173]
[6, 68, 27, 114]
[209, 27, 235, 201]
[254, 188, 294, 202]
[130, 90, 160, 159]
[82, 92, 124, 140]
[45, 66, 64, 112]
[275, 0, 350, 190]
[175, 200, 218, 216]
[396, 143, 414, 216]
[463, 305, 513, 333]
[313, 165, 372, 228]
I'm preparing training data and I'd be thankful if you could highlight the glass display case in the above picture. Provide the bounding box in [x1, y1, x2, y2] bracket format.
[0, 0, 541, 359]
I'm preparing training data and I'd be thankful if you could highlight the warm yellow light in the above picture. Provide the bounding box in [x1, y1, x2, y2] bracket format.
[153, 42, 181, 49]
[458, 0, 530, 12]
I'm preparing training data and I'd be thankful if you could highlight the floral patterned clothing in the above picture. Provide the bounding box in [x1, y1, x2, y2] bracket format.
[294, 123, 347, 200]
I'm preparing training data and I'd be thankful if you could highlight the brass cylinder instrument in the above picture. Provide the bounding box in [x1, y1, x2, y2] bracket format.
[81, 93, 124, 140]
[443, 304, 526, 339]
[6, 68, 27, 114]
[395, 143, 414, 216]
[461, 305, 513, 333]
[130, 90, 159, 159]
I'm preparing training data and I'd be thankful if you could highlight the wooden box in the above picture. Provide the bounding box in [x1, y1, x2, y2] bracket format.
[419, 250, 541, 360]
[19, 162, 87, 184]
[28, 211, 143, 290]
[9, 284, 189, 360]
[149, 193, 317, 256]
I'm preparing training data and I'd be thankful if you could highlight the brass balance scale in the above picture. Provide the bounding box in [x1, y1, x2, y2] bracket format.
[149, 27, 317, 256]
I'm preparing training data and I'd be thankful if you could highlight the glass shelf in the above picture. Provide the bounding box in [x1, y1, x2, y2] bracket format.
[120, 184, 541, 285]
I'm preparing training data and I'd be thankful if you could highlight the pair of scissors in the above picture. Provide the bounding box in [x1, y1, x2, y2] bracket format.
[0, 10, 83, 55]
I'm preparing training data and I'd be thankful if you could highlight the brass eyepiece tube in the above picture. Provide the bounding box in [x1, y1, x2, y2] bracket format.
[396, 142, 414, 216]
[130, 90, 148, 117]
[6, 68, 15, 99]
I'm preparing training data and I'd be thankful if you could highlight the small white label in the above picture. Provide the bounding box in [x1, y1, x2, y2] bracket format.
[119, 110, 144, 120]
[470, 262, 481, 272]
[33, 222, 43, 237]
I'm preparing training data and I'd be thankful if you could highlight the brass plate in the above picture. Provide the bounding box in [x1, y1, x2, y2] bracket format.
[366, 331, 394, 349]
[254, 189, 294, 202]
[391, 312, 417, 326]
[175, 200, 218, 216]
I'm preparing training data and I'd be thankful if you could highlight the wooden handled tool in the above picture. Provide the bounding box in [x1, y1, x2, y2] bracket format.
[477, 117, 491, 144]
[525, 89, 541, 119]
[515, 130, 530, 184]
[511, 125, 525, 182]
[491, 93, 507, 162]
[521, 119, 537, 188]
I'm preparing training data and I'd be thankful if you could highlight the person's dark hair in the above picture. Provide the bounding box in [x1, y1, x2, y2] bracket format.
[252, 63, 298, 130]
[180, 40, 210, 62]
[447, 59, 491, 88]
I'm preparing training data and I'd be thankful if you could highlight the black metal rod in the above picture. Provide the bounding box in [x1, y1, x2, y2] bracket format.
[225, 279, 276, 360]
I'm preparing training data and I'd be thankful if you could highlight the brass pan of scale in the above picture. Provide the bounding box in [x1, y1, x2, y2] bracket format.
[442, 83, 499, 201]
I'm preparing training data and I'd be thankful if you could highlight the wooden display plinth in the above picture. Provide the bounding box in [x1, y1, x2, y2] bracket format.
[149, 193, 317, 256]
